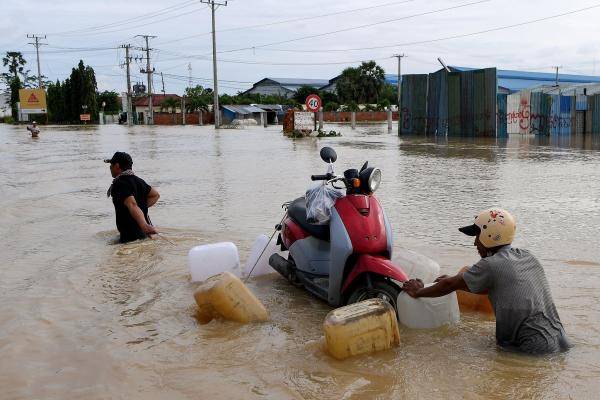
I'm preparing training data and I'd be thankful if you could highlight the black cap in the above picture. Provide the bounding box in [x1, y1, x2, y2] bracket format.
[104, 151, 133, 169]
[459, 224, 481, 236]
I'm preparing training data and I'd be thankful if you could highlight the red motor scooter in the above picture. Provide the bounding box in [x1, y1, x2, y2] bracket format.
[269, 147, 408, 311]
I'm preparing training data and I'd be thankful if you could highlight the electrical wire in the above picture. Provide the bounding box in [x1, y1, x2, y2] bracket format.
[48, 0, 198, 36]
[208, 0, 491, 56]
[155, 0, 420, 45]
[255, 2, 600, 53]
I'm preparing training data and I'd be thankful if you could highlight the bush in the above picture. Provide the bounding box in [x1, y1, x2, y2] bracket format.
[377, 99, 391, 111]
[343, 101, 359, 112]
[0, 116, 15, 124]
[323, 102, 339, 112]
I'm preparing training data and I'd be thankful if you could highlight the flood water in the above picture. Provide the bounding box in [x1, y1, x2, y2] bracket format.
[1, 123, 599, 399]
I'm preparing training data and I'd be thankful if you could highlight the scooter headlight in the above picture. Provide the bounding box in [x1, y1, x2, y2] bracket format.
[368, 168, 382, 192]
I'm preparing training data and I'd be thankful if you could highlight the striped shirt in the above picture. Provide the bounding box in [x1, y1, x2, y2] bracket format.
[463, 246, 569, 354]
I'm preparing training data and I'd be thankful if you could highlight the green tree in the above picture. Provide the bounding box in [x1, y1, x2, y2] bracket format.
[68, 60, 98, 122]
[358, 61, 385, 104]
[185, 85, 211, 112]
[161, 97, 179, 113]
[2, 52, 27, 119]
[47, 80, 66, 123]
[335, 61, 386, 105]
[293, 86, 319, 104]
[97, 90, 120, 114]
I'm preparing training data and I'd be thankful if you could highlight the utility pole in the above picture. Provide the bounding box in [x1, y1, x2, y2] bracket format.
[188, 63, 193, 89]
[200, 0, 228, 128]
[27, 34, 47, 88]
[121, 44, 133, 126]
[161, 72, 166, 95]
[137, 35, 157, 125]
[393, 54, 405, 135]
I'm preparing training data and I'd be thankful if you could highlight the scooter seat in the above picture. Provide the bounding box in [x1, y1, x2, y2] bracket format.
[287, 197, 330, 241]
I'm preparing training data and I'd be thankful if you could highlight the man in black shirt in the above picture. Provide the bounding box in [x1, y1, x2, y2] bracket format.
[105, 152, 160, 243]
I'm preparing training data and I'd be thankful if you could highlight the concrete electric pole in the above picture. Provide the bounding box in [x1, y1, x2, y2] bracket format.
[200, 0, 228, 128]
[27, 34, 47, 88]
[161, 72, 166, 95]
[120, 44, 133, 126]
[137, 35, 157, 125]
[393, 54, 405, 135]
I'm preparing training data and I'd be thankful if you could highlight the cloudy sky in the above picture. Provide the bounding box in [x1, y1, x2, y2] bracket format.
[1, 0, 600, 94]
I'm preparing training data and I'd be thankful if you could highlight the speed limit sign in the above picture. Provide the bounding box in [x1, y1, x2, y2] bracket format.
[305, 94, 322, 112]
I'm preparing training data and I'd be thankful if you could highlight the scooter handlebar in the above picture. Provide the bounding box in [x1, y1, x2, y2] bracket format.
[311, 174, 330, 181]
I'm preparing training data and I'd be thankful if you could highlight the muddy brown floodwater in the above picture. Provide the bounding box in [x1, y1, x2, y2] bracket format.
[1, 123, 599, 399]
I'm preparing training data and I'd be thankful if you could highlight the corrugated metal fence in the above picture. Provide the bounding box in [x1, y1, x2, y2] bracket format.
[401, 68, 498, 136]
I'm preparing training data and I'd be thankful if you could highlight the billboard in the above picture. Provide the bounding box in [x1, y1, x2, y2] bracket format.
[19, 89, 47, 114]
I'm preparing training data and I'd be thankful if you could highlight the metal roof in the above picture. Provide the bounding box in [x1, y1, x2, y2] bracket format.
[263, 77, 329, 86]
[253, 104, 282, 111]
[449, 66, 600, 92]
[221, 104, 265, 114]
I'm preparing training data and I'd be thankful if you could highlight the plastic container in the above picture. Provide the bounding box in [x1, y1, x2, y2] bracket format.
[193, 271, 269, 324]
[457, 266, 494, 316]
[188, 242, 240, 282]
[397, 284, 460, 329]
[392, 248, 441, 283]
[323, 299, 400, 360]
[243, 234, 282, 278]
[456, 291, 494, 316]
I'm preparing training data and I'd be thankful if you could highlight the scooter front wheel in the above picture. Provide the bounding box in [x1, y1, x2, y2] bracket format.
[346, 277, 400, 311]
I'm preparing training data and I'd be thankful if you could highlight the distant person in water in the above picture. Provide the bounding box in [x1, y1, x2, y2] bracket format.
[105, 151, 160, 243]
[403, 208, 570, 355]
[27, 121, 40, 137]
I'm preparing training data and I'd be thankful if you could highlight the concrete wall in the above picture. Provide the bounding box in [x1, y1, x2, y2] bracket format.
[153, 112, 214, 125]
[322, 111, 398, 122]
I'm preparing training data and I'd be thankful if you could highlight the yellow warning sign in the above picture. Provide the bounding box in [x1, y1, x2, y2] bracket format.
[19, 89, 47, 113]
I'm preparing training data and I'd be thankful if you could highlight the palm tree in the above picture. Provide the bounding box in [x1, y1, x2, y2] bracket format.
[161, 97, 179, 113]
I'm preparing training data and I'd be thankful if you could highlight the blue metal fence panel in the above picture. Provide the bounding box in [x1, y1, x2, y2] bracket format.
[460, 70, 475, 136]
[497, 94, 507, 137]
[593, 94, 600, 134]
[484, 68, 498, 137]
[400, 74, 428, 135]
[447, 72, 461, 136]
[576, 95, 588, 111]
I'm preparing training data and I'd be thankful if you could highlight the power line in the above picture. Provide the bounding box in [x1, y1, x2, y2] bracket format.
[53, 6, 209, 38]
[258, 2, 600, 53]
[48, 0, 198, 36]
[155, 0, 420, 45]
[208, 0, 491, 56]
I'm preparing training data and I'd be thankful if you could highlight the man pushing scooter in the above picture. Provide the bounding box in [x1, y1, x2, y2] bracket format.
[403, 208, 570, 355]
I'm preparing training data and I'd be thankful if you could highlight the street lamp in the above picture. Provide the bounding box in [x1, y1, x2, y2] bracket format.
[82, 104, 88, 125]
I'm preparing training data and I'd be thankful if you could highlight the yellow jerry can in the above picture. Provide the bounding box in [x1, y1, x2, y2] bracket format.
[323, 298, 400, 360]
[194, 271, 269, 324]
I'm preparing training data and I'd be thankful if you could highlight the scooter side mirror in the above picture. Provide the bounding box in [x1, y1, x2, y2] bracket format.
[320, 147, 337, 163]
[360, 161, 369, 172]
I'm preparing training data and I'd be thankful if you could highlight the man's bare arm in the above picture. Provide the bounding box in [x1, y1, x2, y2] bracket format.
[124, 196, 157, 235]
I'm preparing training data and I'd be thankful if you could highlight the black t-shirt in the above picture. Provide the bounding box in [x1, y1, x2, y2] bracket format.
[111, 175, 152, 243]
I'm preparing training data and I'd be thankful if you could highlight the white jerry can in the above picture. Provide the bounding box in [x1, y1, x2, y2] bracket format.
[188, 242, 241, 282]
[243, 234, 283, 278]
[397, 284, 460, 329]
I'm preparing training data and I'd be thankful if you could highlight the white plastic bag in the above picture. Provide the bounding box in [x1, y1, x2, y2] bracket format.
[305, 184, 344, 225]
